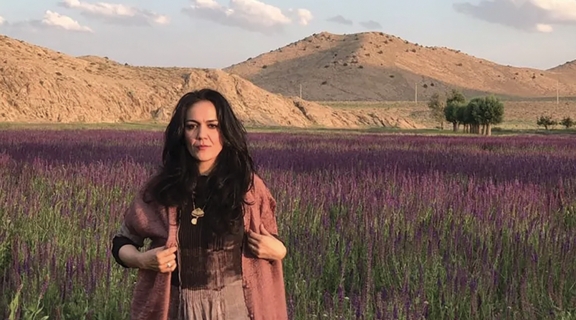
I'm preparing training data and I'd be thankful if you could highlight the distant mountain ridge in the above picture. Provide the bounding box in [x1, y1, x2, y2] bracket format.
[549, 60, 576, 73]
[0, 34, 421, 129]
[224, 31, 576, 101]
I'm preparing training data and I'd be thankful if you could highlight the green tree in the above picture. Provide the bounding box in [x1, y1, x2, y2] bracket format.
[456, 104, 469, 133]
[444, 103, 458, 131]
[476, 95, 504, 136]
[443, 89, 467, 132]
[446, 89, 466, 106]
[466, 98, 483, 134]
[560, 117, 574, 129]
[427, 93, 445, 130]
[537, 115, 557, 130]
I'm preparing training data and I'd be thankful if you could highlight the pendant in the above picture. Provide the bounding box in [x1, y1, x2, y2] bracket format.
[191, 207, 205, 225]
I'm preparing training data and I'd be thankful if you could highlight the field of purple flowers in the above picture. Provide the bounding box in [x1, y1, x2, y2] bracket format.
[1, 129, 576, 319]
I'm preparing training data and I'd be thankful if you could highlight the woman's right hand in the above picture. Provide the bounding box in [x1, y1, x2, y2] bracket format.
[138, 246, 178, 273]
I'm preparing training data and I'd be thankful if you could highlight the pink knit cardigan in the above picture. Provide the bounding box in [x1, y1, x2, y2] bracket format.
[117, 174, 288, 320]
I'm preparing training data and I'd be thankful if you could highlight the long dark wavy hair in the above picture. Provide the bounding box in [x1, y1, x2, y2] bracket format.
[143, 88, 255, 235]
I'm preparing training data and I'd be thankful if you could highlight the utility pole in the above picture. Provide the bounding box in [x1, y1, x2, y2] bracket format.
[557, 79, 559, 105]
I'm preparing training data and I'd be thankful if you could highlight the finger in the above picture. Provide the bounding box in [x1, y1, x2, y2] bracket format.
[248, 244, 259, 255]
[160, 246, 178, 257]
[161, 261, 177, 273]
[156, 248, 176, 261]
[158, 254, 177, 265]
[247, 237, 260, 246]
[260, 224, 271, 235]
[167, 246, 178, 253]
[248, 231, 262, 240]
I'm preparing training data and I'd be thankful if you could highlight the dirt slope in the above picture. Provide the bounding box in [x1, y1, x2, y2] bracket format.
[0, 35, 421, 128]
[224, 31, 576, 101]
[549, 60, 576, 74]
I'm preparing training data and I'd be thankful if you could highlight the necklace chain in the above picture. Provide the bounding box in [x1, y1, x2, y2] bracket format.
[190, 186, 212, 226]
[191, 200, 205, 225]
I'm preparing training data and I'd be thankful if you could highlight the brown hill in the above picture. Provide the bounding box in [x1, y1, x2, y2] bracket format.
[549, 60, 576, 73]
[0, 35, 421, 128]
[224, 31, 576, 101]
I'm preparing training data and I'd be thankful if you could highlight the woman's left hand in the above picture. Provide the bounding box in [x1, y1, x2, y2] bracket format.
[247, 224, 287, 261]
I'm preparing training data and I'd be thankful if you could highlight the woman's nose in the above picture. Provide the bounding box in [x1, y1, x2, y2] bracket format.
[196, 125, 207, 138]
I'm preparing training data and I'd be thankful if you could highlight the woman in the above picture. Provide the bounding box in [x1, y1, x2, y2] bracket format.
[111, 89, 288, 320]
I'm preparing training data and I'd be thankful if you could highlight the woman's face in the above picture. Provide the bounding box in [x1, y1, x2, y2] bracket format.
[184, 100, 223, 174]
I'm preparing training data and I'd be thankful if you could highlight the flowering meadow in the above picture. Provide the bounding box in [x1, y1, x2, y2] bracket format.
[1, 129, 576, 319]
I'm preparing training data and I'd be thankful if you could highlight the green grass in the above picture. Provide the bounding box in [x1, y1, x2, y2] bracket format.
[3, 121, 573, 137]
[2, 130, 576, 319]
[0, 121, 167, 131]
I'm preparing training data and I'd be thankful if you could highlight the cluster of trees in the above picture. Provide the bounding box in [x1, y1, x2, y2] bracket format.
[428, 90, 504, 136]
[536, 115, 575, 130]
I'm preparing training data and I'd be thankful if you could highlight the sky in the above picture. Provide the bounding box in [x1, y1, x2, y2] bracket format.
[0, 0, 574, 70]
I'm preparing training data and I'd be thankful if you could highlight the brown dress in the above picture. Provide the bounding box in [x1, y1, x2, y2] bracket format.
[168, 176, 250, 320]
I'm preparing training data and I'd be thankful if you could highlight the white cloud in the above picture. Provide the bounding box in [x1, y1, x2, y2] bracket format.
[360, 20, 382, 30]
[0, 16, 5, 26]
[327, 15, 353, 26]
[288, 8, 313, 26]
[41, 10, 93, 32]
[454, 0, 576, 32]
[4, 11, 93, 33]
[59, 0, 169, 26]
[182, 0, 313, 34]
[531, 0, 576, 20]
[536, 23, 554, 32]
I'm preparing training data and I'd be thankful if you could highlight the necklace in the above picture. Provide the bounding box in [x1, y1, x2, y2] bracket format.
[190, 185, 212, 225]
[190, 175, 215, 225]
[191, 201, 205, 225]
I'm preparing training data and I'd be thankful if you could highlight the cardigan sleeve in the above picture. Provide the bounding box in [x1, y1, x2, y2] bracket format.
[111, 235, 139, 268]
[259, 183, 280, 239]
[113, 192, 148, 250]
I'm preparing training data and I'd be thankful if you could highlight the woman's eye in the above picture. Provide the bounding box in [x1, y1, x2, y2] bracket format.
[185, 124, 217, 130]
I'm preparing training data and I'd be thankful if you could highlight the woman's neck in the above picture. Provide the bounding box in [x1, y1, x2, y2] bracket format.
[198, 165, 213, 176]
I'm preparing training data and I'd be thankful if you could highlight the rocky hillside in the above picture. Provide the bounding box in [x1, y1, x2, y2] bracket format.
[549, 60, 576, 74]
[0, 35, 421, 129]
[224, 31, 576, 101]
